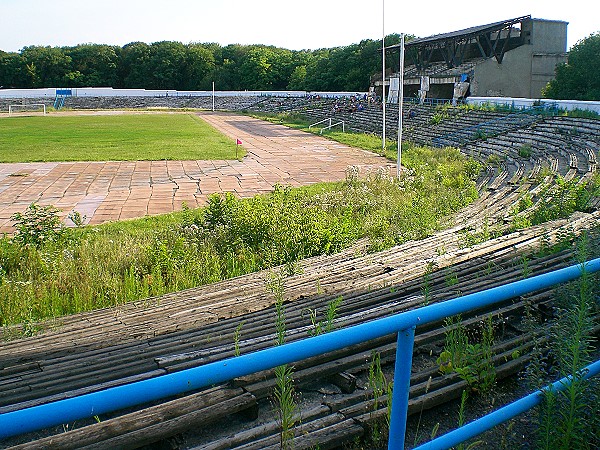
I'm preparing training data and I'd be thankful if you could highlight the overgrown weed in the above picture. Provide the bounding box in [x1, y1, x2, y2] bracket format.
[530, 233, 600, 449]
[1, 143, 479, 328]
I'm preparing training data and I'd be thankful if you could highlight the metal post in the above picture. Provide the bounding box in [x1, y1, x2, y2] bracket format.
[382, 0, 386, 151]
[212, 81, 215, 111]
[414, 359, 600, 450]
[388, 325, 416, 449]
[397, 33, 405, 179]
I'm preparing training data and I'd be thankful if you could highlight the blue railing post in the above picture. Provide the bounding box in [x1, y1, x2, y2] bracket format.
[388, 325, 416, 449]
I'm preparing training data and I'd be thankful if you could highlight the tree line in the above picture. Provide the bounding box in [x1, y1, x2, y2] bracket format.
[2, 32, 597, 99]
[0, 36, 402, 92]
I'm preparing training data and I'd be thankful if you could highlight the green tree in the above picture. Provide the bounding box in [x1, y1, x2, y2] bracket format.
[212, 44, 246, 90]
[543, 32, 600, 101]
[183, 43, 216, 90]
[0, 51, 27, 88]
[288, 65, 307, 90]
[64, 44, 121, 87]
[305, 49, 334, 91]
[20, 46, 72, 87]
[147, 41, 187, 90]
[240, 46, 277, 90]
[119, 41, 152, 88]
[0, 34, 413, 91]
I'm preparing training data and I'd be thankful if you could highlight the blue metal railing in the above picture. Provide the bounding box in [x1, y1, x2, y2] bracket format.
[53, 89, 72, 110]
[1, 258, 599, 448]
[404, 97, 453, 107]
[415, 359, 600, 449]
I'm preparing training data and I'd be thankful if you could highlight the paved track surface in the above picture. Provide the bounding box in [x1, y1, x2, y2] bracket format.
[0, 112, 391, 232]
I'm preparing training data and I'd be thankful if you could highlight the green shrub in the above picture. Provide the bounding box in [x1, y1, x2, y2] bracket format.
[529, 176, 598, 225]
[474, 129, 489, 141]
[518, 144, 533, 158]
[11, 203, 64, 248]
[532, 236, 600, 449]
[437, 315, 496, 394]
[0, 144, 479, 328]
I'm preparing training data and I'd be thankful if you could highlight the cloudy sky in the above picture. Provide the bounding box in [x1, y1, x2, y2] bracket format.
[1, 0, 597, 52]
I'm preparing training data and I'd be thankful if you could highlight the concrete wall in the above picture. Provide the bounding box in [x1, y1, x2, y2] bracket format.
[466, 96, 600, 114]
[0, 88, 367, 99]
[531, 52, 566, 97]
[471, 45, 533, 97]
[526, 19, 568, 53]
[471, 19, 567, 98]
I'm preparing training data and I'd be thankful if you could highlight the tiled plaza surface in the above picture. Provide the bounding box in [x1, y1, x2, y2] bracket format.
[0, 112, 392, 233]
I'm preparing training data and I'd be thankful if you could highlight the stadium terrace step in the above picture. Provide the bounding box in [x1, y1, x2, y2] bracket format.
[1, 98, 599, 448]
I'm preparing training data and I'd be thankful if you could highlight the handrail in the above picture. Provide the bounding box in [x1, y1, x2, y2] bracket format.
[1, 258, 599, 447]
[319, 120, 345, 134]
[308, 117, 345, 134]
[308, 117, 333, 129]
[415, 359, 600, 450]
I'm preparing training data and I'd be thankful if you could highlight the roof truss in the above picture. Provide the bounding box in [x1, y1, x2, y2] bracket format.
[392, 15, 530, 73]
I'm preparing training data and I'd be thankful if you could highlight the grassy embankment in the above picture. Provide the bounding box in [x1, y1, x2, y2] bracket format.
[0, 121, 483, 329]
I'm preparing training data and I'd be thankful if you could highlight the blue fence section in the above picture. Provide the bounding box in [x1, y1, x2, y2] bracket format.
[1, 258, 599, 447]
[53, 96, 66, 109]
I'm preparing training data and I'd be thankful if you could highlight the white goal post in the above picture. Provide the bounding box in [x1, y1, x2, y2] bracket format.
[8, 103, 47, 116]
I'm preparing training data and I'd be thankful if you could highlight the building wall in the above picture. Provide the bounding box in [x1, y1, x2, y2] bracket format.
[531, 52, 567, 97]
[470, 19, 567, 98]
[471, 45, 533, 97]
[524, 19, 568, 53]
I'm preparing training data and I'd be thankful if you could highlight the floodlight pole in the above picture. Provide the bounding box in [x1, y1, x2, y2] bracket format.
[397, 33, 405, 179]
[382, 0, 386, 152]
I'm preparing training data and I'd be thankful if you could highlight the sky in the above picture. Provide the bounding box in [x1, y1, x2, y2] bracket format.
[1, 0, 597, 53]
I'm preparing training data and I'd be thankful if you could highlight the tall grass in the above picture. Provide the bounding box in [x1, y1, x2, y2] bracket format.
[267, 271, 298, 449]
[532, 234, 600, 449]
[0, 143, 479, 329]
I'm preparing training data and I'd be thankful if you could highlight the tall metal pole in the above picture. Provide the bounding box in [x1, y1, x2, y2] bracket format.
[397, 33, 405, 179]
[382, 0, 386, 151]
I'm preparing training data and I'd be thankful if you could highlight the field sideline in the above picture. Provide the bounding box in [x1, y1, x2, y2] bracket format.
[0, 112, 243, 162]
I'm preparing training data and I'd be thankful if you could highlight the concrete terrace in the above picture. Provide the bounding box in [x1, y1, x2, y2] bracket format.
[0, 112, 392, 232]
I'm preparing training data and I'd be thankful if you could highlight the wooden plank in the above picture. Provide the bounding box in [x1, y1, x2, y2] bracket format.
[10, 387, 255, 450]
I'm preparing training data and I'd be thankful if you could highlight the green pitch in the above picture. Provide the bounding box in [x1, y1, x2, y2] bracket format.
[0, 113, 243, 162]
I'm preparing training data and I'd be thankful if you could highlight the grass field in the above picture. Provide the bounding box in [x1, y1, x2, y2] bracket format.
[0, 113, 244, 162]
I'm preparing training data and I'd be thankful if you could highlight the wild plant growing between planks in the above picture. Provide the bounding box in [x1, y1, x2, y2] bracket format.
[367, 351, 393, 445]
[456, 390, 484, 450]
[437, 314, 496, 394]
[306, 295, 343, 336]
[233, 321, 244, 357]
[266, 271, 298, 449]
[532, 233, 600, 449]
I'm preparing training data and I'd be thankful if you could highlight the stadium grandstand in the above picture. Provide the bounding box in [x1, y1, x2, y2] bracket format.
[377, 15, 568, 102]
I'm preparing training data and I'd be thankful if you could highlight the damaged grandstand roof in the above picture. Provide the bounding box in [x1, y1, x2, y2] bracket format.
[388, 15, 531, 49]
[386, 15, 537, 71]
